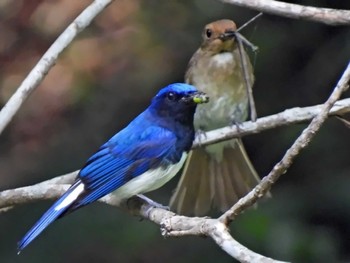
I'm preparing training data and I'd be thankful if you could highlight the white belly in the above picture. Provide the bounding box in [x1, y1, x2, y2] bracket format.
[112, 152, 188, 201]
[212, 52, 235, 67]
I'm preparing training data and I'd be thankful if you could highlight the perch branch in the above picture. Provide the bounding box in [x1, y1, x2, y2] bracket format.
[1, 96, 350, 210]
[0, 184, 288, 262]
[219, 0, 350, 26]
[193, 97, 350, 148]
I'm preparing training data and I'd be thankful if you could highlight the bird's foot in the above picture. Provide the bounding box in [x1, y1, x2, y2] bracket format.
[137, 194, 170, 215]
[230, 120, 243, 136]
[195, 128, 207, 147]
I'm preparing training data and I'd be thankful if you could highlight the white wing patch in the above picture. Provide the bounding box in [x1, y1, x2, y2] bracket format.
[54, 183, 85, 211]
[113, 152, 188, 201]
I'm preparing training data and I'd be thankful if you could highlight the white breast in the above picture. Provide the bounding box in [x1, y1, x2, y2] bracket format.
[212, 52, 235, 67]
[112, 152, 188, 202]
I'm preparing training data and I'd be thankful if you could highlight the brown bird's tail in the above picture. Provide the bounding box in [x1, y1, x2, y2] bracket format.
[170, 138, 261, 216]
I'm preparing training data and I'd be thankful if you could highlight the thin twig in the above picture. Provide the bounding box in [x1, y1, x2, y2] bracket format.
[235, 32, 258, 52]
[219, 61, 350, 224]
[0, 0, 113, 135]
[237, 12, 263, 33]
[234, 13, 261, 121]
[236, 35, 257, 121]
[219, 0, 350, 26]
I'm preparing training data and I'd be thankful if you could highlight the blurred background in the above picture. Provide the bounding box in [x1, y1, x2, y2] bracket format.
[1, 0, 350, 262]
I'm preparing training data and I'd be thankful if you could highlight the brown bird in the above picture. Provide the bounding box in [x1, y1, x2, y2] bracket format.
[170, 19, 261, 216]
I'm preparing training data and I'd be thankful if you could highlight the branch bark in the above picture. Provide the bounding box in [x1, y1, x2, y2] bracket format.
[2, 96, 350, 210]
[219, 0, 350, 26]
[194, 97, 350, 147]
[0, 0, 113, 135]
[0, 183, 288, 262]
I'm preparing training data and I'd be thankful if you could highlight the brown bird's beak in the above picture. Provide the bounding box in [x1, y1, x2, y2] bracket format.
[219, 31, 236, 41]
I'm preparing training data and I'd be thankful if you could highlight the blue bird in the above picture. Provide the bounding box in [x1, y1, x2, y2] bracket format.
[18, 83, 209, 252]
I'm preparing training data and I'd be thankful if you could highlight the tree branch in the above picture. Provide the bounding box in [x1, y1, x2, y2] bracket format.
[193, 97, 350, 148]
[219, 0, 350, 26]
[0, 184, 288, 263]
[219, 61, 350, 224]
[0, 0, 113, 135]
[1, 96, 350, 210]
[143, 206, 287, 263]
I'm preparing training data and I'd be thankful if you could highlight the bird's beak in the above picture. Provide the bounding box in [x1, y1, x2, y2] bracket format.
[186, 91, 209, 104]
[219, 31, 236, 41]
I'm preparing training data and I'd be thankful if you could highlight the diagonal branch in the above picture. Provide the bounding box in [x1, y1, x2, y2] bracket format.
[219, 61, 350, 224]
[0, 0, 113, 135]
[219, 0, 350, 26]
[140, 204, 288, 263]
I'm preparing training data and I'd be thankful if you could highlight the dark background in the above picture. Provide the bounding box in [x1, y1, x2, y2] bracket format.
[1, 0, 350, 262]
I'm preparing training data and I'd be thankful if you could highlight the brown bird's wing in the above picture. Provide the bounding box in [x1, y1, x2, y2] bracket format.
[170, 138, 261, 216]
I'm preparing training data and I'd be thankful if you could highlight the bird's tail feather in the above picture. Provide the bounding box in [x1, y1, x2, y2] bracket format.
[170, 138, 261, 216]
[17, 181, 84, 253]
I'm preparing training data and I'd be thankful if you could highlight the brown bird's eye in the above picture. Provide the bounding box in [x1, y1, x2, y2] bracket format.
[205, 29, 212, 38]
[167, 92, 177, 101]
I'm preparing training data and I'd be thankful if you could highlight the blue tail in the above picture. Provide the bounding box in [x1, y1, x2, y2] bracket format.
[17, 181, 84, 253]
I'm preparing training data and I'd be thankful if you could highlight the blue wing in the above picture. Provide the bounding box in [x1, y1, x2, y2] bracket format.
[18, 125, 179, 252]
[70, 126, 179, 210]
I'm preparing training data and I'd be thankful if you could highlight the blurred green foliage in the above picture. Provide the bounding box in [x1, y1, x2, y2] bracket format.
[0, 0, 350, 262]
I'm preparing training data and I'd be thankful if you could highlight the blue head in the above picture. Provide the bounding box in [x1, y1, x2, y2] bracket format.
[150, 83, 209, 125]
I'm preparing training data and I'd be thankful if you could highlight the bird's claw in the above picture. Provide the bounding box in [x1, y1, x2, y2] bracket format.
[195, 128, 207, 147]
[230, 120, 243, 135]
[137, 194, 169, 210]
[160, 222, 170, 237]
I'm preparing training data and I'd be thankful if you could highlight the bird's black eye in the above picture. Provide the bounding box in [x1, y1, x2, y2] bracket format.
[167, 92, 177, 101]
[205, 29, 212, 38]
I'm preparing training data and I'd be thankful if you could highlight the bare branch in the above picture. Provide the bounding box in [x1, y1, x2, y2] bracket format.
[38, 171, 78, 185]
[1, 97, 349, 209]
[0, 184, 70, 208]
[145, 206, 288, 263]
[0, 184, 288, 262]
[0, 171, 78, 211]
[219, 0, 350, 26]
[219, 61, 350, 224]
[193, 97, 350, 148]
[208, 223, 286, 263]
[0, 0, 113, 135]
